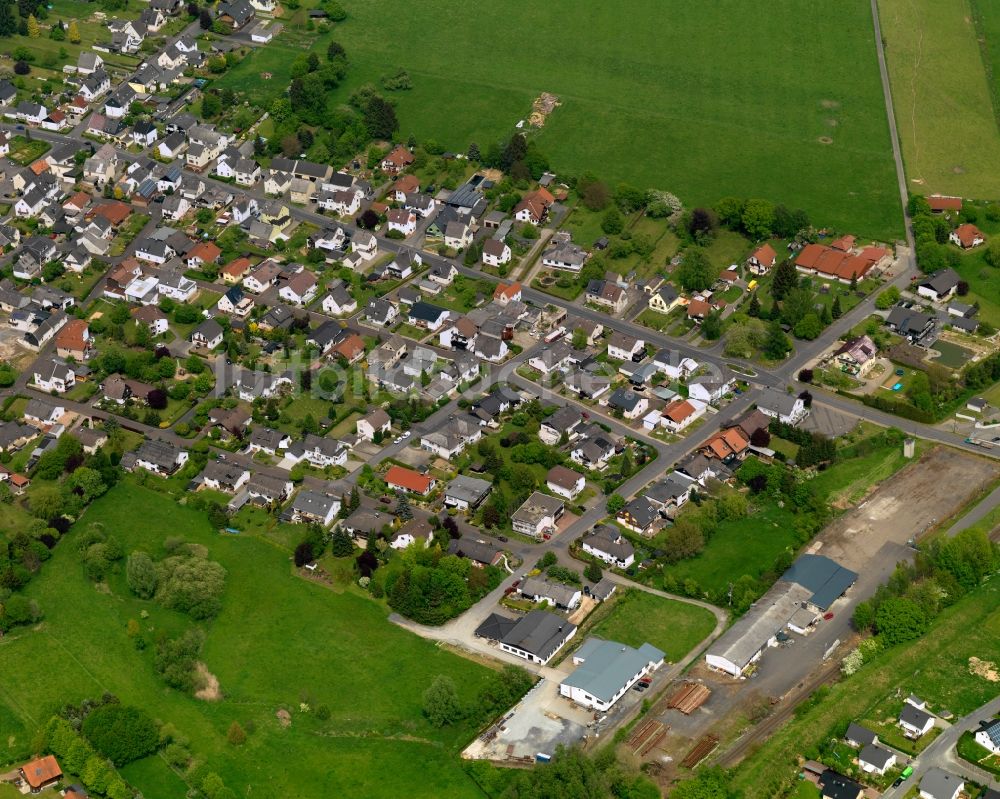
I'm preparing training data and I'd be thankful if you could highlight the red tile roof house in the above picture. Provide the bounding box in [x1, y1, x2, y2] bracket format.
[186, 241, 222, 269]
[747, 243, 777, 274]
[391, 174, 420, 201]
[950, 223, 985, 249]
[493, 282, 522, 305]
[385, 464, 436, 495]
[55, 318, 93, 360]
[687, 298, 711, 320]
[381, 145, 414, 174]
[19, 755, 62, 791]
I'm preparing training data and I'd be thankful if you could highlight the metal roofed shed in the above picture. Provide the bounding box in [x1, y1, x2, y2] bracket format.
[781, 554, 858, 611]
[559, 638, 664, 711]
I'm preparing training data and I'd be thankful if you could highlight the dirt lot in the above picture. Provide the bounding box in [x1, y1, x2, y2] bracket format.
[816, 446, 1000, 570]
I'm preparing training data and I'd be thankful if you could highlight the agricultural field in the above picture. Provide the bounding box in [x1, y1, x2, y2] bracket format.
[0, 482, 497, 799]
[879, 0, 1000, 198]
[222, 0, 901, 238]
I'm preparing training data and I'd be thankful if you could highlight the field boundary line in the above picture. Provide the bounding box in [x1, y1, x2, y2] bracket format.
[967, 0, 1000, 134]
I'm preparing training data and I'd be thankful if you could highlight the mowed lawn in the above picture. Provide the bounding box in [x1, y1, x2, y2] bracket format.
[589, 590, 717, 663]
[227, 0, 901, 238]
[879, 0, 1000, 198]
[0, 483, 493, 799]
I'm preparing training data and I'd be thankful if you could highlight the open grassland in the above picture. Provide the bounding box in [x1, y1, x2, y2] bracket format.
[730, 578, 1000, 798]
[222, 0, 900, 238]
[879, 0, 1000, 198]
[588, 590, 716, 663]
[0, 482, 494, 799]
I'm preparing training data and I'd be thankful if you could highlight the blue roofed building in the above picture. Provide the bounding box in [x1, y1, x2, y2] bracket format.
[559, 638, 665, 711]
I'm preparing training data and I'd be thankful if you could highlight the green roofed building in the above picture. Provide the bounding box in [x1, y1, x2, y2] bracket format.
[559, 638, 665, 711]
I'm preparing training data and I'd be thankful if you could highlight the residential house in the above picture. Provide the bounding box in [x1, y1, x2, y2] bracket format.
[278, 271, 318, 306]
[582, 526, 635, 569]
[916, 269, 961, 302]
[408, 300, 450, 331]
[385, 464, 436, 495]
[688, 372, 735, 404]
[190, 318, 224, 349]
[444, 221, 473, 250]
[835, 335, 878, 376]
[32, 358, 75, 393]
[246, 426, 290, 456]
[607, 387, 648, 420]
[617, 496, 657, 536]
[546, 464, 585, 500]
[756, 388, 808, 425]
[386, 208, 417, 236]
[950, 223, 984, 249]
[511, 492, 564, 540]
[539, 405, 582, 445]
[217, 285, 254, 318]
[974, 718, 1000, 755]
[356, 408, 391, 442]
[899, 698, 936, 738]
[321, 280, 357, 315]
[660, 398, 705, 433]
[519, 576, 581, 611]
[648, 284, 681, 314]
[365, 297, 399, 327]
[513, 187, 554, 225]
[607, 331, 644, 361]
[443, 474, 493, 511]
[747, 243, 777, 274]
[483, 238, 512, 267]
[300, 434, 347, 468]
[380, 144, 414, 174]
[158, 270, 197, 303]
[289, 490, 340, 527]
[132, 439, 188, 475]
[199, 460, 250, 493]
[858, 745, 896, 776]
[351, 230, 378, 260]
[702, 427, 750, 462]
[54, 319, 93, 361]
[918, 769, 963, 799]
[18, 756, 63, 793]
[542, 237, 589, 273]
[585, 280, 628, 314]
[420, 415, 482, 459]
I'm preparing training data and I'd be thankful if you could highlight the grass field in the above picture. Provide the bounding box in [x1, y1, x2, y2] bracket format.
[879, 0, 1000, 198]
[220, 0, 901, 238]
[0, 482, 496, 798]
[657, 502, 800, 596]
[588, 590, 716, 663]
[731, 577, 1000, 798]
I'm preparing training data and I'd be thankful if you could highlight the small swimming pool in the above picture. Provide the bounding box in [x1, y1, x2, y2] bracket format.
[891, 382, 903, 391]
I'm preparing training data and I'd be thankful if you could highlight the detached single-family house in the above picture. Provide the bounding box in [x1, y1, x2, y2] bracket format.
[950, 223, 984, 249]
[356, 408, 391, 441]
[916, 269, 961, 302]
[918, 768, 963, 799]
[975, 718, 1000, 755]
[607, 331, 644, 361]
[385, 464, 436, 495]
[511, 491, 564, 540]
[858, 745, 896, 776]
[483, 238, 512, 267]
[756, 388, 808, 425]
[899, 698, 935, 739]
[443, 474, 493, 511]
[747, 243, 777, 274]
[582, 526, 635, 569]
[546, 464, 585, 500]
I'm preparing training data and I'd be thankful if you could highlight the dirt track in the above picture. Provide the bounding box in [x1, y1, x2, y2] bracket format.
[816, 447, 1000, 571]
